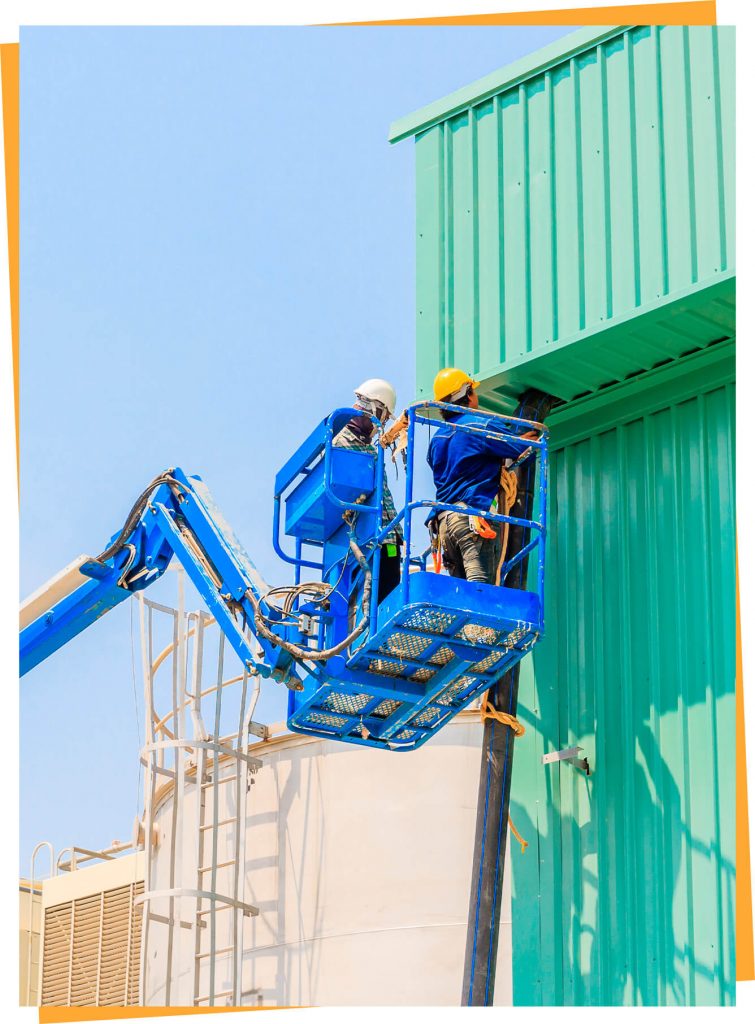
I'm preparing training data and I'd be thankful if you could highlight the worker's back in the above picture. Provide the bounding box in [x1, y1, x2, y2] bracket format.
[427, 411, 520, 510]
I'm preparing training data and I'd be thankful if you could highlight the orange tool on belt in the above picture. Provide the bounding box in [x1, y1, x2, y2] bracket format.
[470, 516, 498, 539]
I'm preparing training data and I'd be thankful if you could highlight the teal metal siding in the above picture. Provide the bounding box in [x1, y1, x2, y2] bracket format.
[399, 24, 736, 1006]
[410, 26, 734, 400]
[510, 342, 736, 1005]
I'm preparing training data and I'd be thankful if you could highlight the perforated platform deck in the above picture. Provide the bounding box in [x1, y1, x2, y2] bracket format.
[286, 572, 541, 751]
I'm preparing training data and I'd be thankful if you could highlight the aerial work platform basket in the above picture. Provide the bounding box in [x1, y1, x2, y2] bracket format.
[20, 401, 547, 754]
[273, 402, 548, 751]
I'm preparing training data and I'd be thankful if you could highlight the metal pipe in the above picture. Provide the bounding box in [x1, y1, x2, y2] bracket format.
[401, 406, 417, 606]
[461, 389, 556, 1007]
[26, 841, 54, 1006]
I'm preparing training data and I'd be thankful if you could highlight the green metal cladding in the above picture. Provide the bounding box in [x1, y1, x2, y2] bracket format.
[390, 25, 735, 407]
[393, 23, 736, 1007]
[514, 342, 735, 1005]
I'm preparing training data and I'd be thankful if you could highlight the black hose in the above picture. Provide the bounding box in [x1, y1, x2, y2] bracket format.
[247, 537, 373, 664]
[95, 470, 186, 564]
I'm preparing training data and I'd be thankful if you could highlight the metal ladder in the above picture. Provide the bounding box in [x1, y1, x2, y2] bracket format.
[191, 701, 262, 1007]
[136, 575, 265, 1008]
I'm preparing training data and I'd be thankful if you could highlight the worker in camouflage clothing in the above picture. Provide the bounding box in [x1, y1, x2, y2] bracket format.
[333, 378, 403, 604]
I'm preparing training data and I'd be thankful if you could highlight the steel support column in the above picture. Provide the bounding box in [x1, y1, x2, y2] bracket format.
[461, 389, 556, 1006]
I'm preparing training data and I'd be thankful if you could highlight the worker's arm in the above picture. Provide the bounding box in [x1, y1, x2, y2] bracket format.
[473, 417, 525, 460]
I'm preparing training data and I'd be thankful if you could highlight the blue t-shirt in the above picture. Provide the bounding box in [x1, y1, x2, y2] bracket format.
[427, 411, 521, 512]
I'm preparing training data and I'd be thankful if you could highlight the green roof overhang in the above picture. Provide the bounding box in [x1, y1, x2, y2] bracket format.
[388, 25, 626, 144]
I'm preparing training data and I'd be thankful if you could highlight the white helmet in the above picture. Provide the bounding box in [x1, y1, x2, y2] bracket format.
[354, 378, 397, 421]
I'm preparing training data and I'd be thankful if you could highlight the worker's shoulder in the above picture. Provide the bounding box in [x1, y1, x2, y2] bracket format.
[333, 424, 375, 454]
[456, 412, 511, 437]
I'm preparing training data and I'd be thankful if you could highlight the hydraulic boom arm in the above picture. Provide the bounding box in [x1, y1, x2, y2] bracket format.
[19, 468, 294, 682]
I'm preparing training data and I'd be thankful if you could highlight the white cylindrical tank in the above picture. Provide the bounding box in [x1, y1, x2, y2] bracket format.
[142, 710, 513, 1007]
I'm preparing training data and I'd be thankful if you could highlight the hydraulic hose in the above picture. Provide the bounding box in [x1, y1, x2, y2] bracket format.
[95, 469, 186, 565]
[96, 468, 373, 668]
[247, 538, 373, 664]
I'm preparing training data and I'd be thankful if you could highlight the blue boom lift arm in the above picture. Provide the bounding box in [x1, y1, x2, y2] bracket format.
[20, 403, 549, 752]
[19, 467, 297, 683]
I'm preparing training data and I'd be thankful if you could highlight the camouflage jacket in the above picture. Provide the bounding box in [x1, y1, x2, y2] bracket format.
[333, 421, 403, 546]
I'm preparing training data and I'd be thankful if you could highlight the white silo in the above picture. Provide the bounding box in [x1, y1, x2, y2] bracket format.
[135, 587, 514, 1008]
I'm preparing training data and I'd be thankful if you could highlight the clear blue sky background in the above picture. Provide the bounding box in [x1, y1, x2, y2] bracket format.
[19, 25, 573, 872]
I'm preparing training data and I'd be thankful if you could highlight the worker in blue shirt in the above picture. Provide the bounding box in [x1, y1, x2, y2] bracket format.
[427, 368, 522, 584]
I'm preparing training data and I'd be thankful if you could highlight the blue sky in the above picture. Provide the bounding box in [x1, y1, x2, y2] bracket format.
[19, 24, 574, 870]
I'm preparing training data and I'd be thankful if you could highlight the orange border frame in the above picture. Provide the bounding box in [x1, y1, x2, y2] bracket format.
[2, 4, 751, 1020]
[1, 42, 18, 486]
[335, 1, 717, 25]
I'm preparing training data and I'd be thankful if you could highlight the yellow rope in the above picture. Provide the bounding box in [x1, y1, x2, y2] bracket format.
[508, 815, 529, 854]
[495, 468, 518, 586]
[479, 699, 528, 853]
[479, 697, 525, 737]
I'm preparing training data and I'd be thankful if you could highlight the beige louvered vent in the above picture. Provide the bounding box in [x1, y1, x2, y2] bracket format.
[41, 881, 144, 1006]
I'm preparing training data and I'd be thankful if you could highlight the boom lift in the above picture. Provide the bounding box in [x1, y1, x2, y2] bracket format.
[20, 402, 548, 752]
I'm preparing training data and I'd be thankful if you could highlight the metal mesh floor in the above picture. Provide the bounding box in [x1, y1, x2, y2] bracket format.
[287, 584, 540, 752]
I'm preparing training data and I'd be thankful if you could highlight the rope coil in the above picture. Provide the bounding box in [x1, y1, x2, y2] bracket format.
[479, 698, 525, 737]
[479, 697, 528, 854]
[494, 467, 518, 586]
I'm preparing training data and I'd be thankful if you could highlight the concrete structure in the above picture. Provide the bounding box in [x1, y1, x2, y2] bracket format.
[391, 24, 735, 1007]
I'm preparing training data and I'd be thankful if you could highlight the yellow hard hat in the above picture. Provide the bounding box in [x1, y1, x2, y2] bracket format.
[432, 367, 480, 402]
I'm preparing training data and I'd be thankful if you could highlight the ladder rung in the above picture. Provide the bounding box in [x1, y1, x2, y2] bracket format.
[196, 904, 234, 916]
[195, 945, 234, 959]
[201, 776, 238, 788]
[199, 860, 235, 872]
[195, 991, 234, 1003]
[146, 911, 200, 930]
[199, 818, 236, 831]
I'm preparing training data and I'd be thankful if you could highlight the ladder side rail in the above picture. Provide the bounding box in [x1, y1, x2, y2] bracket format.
[164, 607, 181, 1006]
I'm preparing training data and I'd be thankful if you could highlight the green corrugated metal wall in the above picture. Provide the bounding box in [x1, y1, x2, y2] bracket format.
[412, 25, 734, 401]
[397, 22, 736, 1008]
[512, 340, 735, 1006]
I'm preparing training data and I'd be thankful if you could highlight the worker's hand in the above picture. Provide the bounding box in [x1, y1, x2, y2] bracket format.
[379, 411, 409, 447]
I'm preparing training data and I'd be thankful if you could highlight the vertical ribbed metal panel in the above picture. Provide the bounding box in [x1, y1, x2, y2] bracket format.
[40, 882, 144, 1007]
[510, 348, 735, 1006]
[414, 25, 734, 397]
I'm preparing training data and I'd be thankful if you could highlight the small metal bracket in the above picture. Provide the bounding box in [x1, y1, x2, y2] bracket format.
[298, 613, 315, 636]
[247, 721, 269, 740]
[542, 745, 591, 775]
